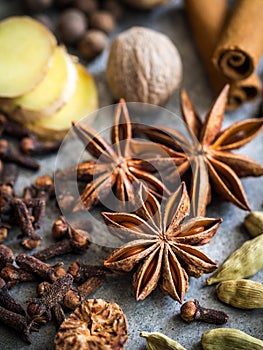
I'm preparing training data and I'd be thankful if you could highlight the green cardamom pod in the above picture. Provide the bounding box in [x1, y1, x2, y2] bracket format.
[216, 279, 263, 309]
[140, 331, 187, 350]
[207, 234, 263, 285]
[202, 328, 263, 350]
[244, 211, 263, 237]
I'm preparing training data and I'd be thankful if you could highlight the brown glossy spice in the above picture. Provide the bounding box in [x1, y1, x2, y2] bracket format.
[103, 183, 221, 302]
[57, 8, 87, 45]
[56, 99, 170, 212]
[20, 136, 61, 156]
[0, 277, 26, 316]
[89, 10, 115, 34]
[0, 139, 39, 170]
[0, 265, 36, 286]
[55, 299, 128, 349]
[139, 85, 263, 216]
[27, 274, 73, 323]
[180, 299, 228, 324]
[16, 254, 66, 282]
[78, 30, 108, 61]
[0, 244, 14, 268]
[0, 304, 39, 344]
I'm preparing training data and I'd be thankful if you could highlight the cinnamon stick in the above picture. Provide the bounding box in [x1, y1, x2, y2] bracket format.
[212, 0, 263, 81]
[185, 0, 262, 110]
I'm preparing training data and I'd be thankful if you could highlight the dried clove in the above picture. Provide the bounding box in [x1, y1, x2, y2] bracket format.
[12, 198, 41, 249]
[0, 265, 36, 286]
[0, 163, 18, 218]
[0, 162, 19, 187]
[180, 299, 229, 325]
[0, 277, 26, 315]
[0, 139, 39, 170]
[68, 260, 110, 283]
[0, 244, 14, 269]
[22, 197, 46, 229]
[0, 224, 9, 243]
[16, 254, 66, 282]
[0, 304, 39, 344]
[33, 175, 54, 200]
[20, 136, 61, 156]
[52, 216, 93, 240]
[0, 114, 32, 139]
[27, 274, 73, 323]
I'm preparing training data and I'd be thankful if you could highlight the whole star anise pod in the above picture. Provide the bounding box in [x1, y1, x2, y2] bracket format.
[56, 99, 178, 212]
[138, 85, 263, 215]
[103, 183, 221, 302]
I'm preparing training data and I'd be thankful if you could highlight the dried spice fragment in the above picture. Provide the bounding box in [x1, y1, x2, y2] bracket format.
[138, 85, 263, 215]
[103, 183, 221, 301]
[54, 298, 128, 350]
[27, 274, 73, 323]
[0, 244, 14, 269]
[56, 99, 173, 212]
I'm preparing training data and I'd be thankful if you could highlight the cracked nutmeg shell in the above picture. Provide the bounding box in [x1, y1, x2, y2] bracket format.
[54, 298, 128, 350]
[106, 26, 182, 106]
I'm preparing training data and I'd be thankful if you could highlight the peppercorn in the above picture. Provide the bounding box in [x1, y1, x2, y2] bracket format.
[56, 8, 87, 45]
[34, 14, 55, 32]
[73, 0, 98, 15]
[78, 30, 108, 61]
[89, 10, 115, 34]
[22, 0, 53, 13]
[102, 0, 124, 20]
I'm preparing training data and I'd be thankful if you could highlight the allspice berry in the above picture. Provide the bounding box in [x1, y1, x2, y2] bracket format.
[89, 10, 115, 34]
[73, 0, 98, 15]
[22, 0, 53, 12]
[106, 26, 182, 106]
[78, 30, 108, 61]
[102, 0, 124, 20]
[123, 0, 170, 10]
[57, 8, 87, 45]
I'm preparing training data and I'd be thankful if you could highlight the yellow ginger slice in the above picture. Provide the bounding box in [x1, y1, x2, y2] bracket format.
[0, 16, 56, 97]
[23, 63, 98, 141]
[11, 46, 78, 122]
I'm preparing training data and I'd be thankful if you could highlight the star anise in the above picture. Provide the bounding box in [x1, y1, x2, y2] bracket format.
[56, 99, 178, 211]
[138, 85, 263, 216]
[103, 183, 221, 302]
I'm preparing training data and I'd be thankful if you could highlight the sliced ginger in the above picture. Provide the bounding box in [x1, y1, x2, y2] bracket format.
[12, 46, 78, 122]
[23, 63, 98, 140]
[0, 16, 56, 97]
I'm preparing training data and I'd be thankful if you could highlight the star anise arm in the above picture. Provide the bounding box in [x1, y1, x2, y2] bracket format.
[206, 156, 250, 210]
[104, 240, 159, 272]
[164, 182, 190, 233]
[200, 85, 230, 146]
[111, 99, 132, 158]
[171, 243, 218, 278]
[190, 155, 211, 216]
[72, 121, 116, 161]
[211, 118, 263, 151]
[132, 244, 164, 300]
[172, 217, 222, 245]
[134, 125, 190, 152]
[211, 150, 263, 177]
[181, 89, 203, 139]
[102, 212, 158, 241]
[128, 166, 170, 199]
[73, 172, 113, 211]
[160, 245, 188, 302]
[55, 161, 96, 181]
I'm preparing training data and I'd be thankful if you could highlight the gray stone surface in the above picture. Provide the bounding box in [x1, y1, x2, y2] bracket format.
[0, 1, 263, 349]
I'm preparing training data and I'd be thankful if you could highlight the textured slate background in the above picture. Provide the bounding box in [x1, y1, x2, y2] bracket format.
[0, 1, 262, 349]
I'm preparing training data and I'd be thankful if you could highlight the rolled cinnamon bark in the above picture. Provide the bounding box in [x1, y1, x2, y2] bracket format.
[185, 0, 262, 110]
[212, 0, 263, 81]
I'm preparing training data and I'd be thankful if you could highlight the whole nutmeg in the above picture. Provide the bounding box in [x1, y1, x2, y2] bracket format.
[123, 0, 170, 9]
[78, 30, 108, 61]
[73, 0, 98, 15]
[89, 10, 115, 34]
[57, 8, 87, 45]
[106, 27, 182, 106]
[22, 0, 53, 12]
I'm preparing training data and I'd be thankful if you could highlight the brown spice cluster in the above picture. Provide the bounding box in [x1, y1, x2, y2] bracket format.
[55, 298, 128, 350]
[21, 0, 125, 62]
